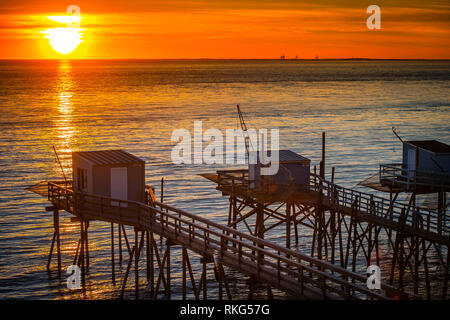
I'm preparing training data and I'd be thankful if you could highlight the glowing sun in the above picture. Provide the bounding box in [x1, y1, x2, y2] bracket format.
[41, 16, 84, 55]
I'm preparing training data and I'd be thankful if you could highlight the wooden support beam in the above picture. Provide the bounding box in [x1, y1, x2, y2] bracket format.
[202, 256, 207, 300]
[182, 247, 187, 300]
[79, 219, 86, 288]
[121, 224, 132, 257]
[54, 209, 62, 277]
[294, 208, 299, 246]
[247, 276, 256, 299]
[111, 223, 115, 284]
[135, 229, 139, 299]
[146, 231, 150, 283]
[442, 246, 449, 300]
[286, 202, 291, 250]
[149, 231, 154, 295]
[120, 231, 144, 299]
[46, 231, 56, 271]
[120, 245, 136, 299]
[166, 241, 171, 299]
[218, 264, 232, 300]
[118, 224, 123, 264]
[85, 220, 89, 271]
[73, 238, 81, 266]
[152, 239, 169, 299]
[184, 247, 197, 297]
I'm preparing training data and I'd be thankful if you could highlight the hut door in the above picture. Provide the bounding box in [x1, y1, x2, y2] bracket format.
[111, 167, 128, 207]
[407, 149, 416, 182]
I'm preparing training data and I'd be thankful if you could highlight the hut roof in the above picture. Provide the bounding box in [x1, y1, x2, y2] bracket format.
[73, 150, 144, 166]
[406, 140, 450, 154]
[250, 149, 310, 163]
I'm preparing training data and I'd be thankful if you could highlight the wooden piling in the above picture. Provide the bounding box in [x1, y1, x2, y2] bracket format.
[182, 246, 187, 300]
[46, 231, 56, 271]
[286, 202, 291, 250]
[135, 229, 139, 298]
[146, 231, 150, 283]
[118, 223, 123, 264]
[149, 231, 154, 296]
[166, 241, 171, 300]
[79, 219, 86, 287]
[111, 222, 115, 284]
[202, 256, 207, 300]
[54, 209, 62, 276]
[85, 220, 89, 270]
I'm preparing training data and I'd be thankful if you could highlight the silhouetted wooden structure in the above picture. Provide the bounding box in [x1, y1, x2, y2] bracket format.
[32, 144, 449, 300]
[201, 140, 449, 299]
[38, 177, 419, 300]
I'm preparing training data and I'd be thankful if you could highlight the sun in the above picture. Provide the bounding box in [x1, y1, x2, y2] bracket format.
[41, 16, 84, 55]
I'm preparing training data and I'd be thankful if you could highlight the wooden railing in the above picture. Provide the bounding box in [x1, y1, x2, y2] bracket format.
[215, 170, 449, 239]
[47, 181, 416, 300]
[380, 163, 450, 191]
[217, 169, 249, 188]
[310, 174, 449, 238]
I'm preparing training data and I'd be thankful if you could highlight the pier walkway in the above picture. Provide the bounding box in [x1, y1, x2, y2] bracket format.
[44, 181, 413, 300]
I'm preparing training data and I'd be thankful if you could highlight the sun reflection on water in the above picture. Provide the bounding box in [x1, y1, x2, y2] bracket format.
[53, 60, 77, 172]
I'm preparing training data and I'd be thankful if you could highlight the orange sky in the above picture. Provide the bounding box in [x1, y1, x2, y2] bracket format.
[0, 0, 449, 59]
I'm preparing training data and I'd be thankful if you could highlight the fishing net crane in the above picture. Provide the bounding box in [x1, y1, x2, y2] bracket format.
[236, 104, 251, 158]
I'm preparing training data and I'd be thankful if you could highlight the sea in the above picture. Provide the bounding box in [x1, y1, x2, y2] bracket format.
[0, 59, 449, 299]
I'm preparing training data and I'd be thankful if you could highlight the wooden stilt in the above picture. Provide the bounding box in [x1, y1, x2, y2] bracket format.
[232, 197, 237, 248]
[202, 256, 207, 300]
[46, 231, 56, 271]
[121, 224, 132, 257]
[120, 245, 136, 299]
[218, 264, 232, 300]
[286, 202, 291, 250]
[54, 209, 62, 277]
[338, 213, 344, 268]
[120, 232, 144, 299]
[443, 245, 449, 300]
[294, 206, 299, 246]
[422, 238, 431, 299]
[118, 223, 123, 264]
[160, 178, 164, 248]
[135, 229, 139, 299]
[166, 241, 171, 299]
[85, 220, 89, 271]
[218, 262, 223, 300]
[79, 219, 86, 287]
[186, 250, 198, 297]
[150, 232, 154, 296]
[146, 231, 150, 283]
[413, 234, 419, 295]
[153, 245, 169, 299]
[73, 238, 81, 265]
[330, 210, 336, 266]
[248, 276, 255, 299]
[111, 222, 115, 284]
[182, 247, 187, 300]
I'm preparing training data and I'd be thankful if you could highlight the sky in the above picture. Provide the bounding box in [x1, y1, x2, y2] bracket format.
[0, 0, 449, 59]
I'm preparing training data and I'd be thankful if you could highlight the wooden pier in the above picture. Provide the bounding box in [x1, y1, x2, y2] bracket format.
[40, 180, 418, 300]
[202, 169, 449, 299]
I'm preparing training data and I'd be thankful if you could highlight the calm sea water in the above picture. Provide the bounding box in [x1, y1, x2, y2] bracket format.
[0, 60, 449, 299]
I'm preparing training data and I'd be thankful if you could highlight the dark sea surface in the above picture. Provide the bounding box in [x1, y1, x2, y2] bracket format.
[0, 60, 449, 299]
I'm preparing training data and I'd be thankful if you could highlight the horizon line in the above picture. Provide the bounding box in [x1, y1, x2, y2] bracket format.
[1, 58, 450, 61]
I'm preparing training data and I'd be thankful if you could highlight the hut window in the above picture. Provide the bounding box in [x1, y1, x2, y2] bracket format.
[77, 168, 87, 191]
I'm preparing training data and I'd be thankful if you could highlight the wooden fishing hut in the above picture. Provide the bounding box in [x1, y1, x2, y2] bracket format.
[72, 150, 146, 203]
